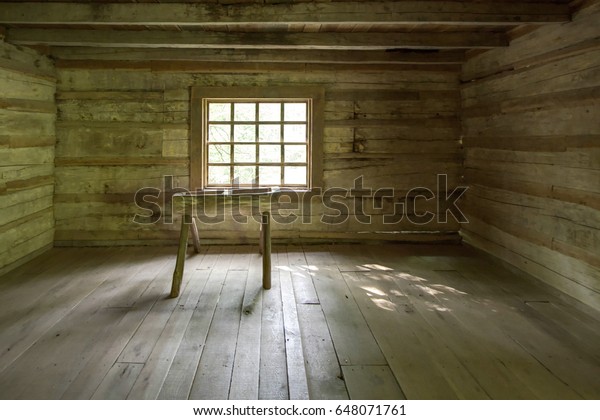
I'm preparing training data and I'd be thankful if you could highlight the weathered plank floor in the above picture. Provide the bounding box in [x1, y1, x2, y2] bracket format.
[0, 244, 598, 400]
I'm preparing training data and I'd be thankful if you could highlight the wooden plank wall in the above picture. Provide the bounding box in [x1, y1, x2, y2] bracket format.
[0, 40, 56, 275]
[54, 64, 462, 246]
[460, 2, 600, 310]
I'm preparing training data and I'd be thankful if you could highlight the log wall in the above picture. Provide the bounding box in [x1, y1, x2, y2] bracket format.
[0, 40, 56, 275]
[54, 64, 463, 246]
[460, 3, 600, 309]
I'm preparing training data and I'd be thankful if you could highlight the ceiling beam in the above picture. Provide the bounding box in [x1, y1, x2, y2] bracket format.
[53, 60, 461, 73]
[48, 47, 466, 64]
[7, 28, 507, 50]
[0, 1, 571, 26]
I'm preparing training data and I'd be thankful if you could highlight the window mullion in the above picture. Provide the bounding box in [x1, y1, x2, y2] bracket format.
[230, 104, 234, 186]
[203, 99, 208, 189]
[280, 103, 285, 186]
[255, 104, 260, 187]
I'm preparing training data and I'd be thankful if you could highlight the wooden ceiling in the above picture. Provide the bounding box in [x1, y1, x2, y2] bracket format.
[0, 1, 578, 66]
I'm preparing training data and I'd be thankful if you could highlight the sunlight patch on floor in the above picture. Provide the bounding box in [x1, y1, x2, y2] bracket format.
[371, 298, 396, 311]
[361, 264, 393, 271]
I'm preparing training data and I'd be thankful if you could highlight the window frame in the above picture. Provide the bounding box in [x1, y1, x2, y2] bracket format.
[190, 86, 324, 191]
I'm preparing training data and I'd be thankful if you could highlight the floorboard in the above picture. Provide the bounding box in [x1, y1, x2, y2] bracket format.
[92, 363, 144, 400]
[280, 251, 310, 400]
[228, 252, 263, 400]
[258, 250, 289, 400]
[0, 248, 117, 373]
[0, 244, 597, 400]
[61, 250, 178, 399]
[189, 260, 245, 399]
[158, 247, 227, 400]
[127, 268, 210, 399]
[341, 365, 405, 400]
[343, 271, 461, 399]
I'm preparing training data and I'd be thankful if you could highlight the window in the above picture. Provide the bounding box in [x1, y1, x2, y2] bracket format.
[191, 87, 324, 191]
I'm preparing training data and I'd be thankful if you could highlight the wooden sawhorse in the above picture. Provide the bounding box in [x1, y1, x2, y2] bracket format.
[169, 211, 271, 298]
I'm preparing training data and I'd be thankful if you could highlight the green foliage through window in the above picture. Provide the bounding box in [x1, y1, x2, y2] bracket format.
[204, 100, 310, 188]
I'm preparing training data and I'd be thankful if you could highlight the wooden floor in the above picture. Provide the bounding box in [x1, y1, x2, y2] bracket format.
[0, 244, 598, 400]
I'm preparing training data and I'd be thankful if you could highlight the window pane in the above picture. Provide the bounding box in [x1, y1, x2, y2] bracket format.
[202, 96, 312, 189]
[233, 166, 255, 185]
[234, 103, 255, 121]
[208, 166, 230, 185]
[283, 124, 306, 142]
[284, 103, 307, 121]
[259, 166, 281, 185]
[208, 103, 230, 121]
[208, 144, 231, 163]
[258, 125, 280, 142]
[259, 103, 281, 121]
[234, 144, 256, 163]
[208, 125, 230, 142]
[284, 166, 307, 185]
[234, 124, 256, 142]
[284, 145, 306, 163]
[259, 145, 281, 163]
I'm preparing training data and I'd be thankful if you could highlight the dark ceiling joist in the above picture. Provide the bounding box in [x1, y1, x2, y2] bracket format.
[48, 47, 466, 65]
[7, 28, 508, 50]
[53, 60, 461, 73]
[0, 1, 571, 26]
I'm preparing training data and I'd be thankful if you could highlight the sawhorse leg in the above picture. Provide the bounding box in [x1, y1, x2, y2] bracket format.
[190, 216, 201, 253]
[170, 213, 195, 298]
[261, 211, 271, 290]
